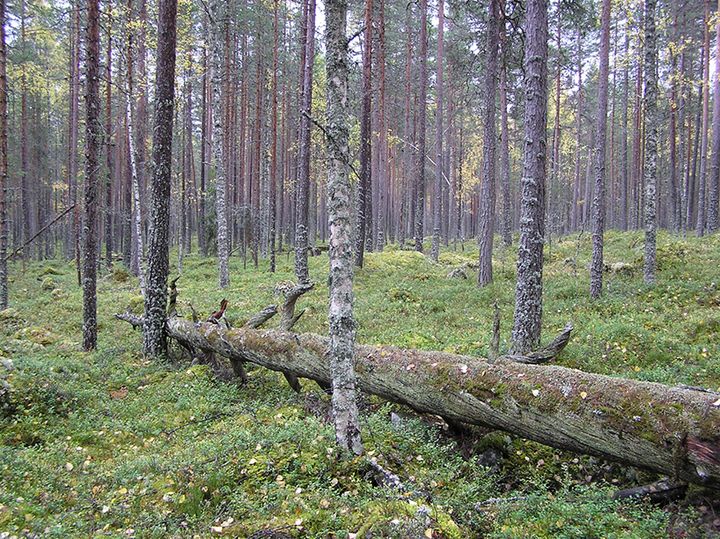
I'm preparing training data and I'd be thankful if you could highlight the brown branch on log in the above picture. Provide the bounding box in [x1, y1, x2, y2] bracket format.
[114, 313, 720, 488]
[502, 323, 574, 364]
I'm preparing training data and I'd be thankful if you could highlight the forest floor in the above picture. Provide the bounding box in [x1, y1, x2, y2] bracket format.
[1, 231, 720, 538]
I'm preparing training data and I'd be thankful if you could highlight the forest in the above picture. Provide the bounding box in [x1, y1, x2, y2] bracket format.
[1, 0, 720, 536]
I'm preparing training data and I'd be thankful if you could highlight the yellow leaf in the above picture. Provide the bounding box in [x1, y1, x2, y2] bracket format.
[425, 529, 434, 538]
[580, 391, 588, 400]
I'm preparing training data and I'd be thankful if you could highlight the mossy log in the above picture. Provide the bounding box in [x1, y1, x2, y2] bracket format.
[119, 315, 720, 487]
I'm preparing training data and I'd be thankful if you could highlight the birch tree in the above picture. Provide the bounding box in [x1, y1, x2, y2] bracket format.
[325, 0, 363, 455]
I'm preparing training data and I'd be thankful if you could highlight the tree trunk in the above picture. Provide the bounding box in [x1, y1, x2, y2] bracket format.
[500, 28, 512, 248]
[413, 0, 428, 253]
[642, 0, 658, 284]
[697, 0, 711, 237]
[375, 0, 387, 252]
[477, 0, 500, 286]
[0, 0, 7, 309]
[211, 1, 230, 288]
[511, 0, 548, 354]
[354, 0, 373, 267]
[82, 0, 101, 351]
[143, 0, 177, 356]
[269, 0, 279, 273]
[325, 0, 363, 455]
[430, 0, 445, 262]
[708, 0, 720, 233]
[571, 29, 583, 232]
[66, 0, 80, 263]
[294, 0, 316, 283]
[104, 6, 115, 270]
[589, 0, 611, 299]
[118, 314, 720, 489]
[619, 25, 629, 231]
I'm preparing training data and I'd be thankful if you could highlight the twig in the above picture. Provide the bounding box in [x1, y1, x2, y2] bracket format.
[4, 204, 76, 261]
[302, 110, 361, 181]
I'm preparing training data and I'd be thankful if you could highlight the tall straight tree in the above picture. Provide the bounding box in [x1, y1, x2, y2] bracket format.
[708, 0, 720, 233]
[104, 5, 115, 269]
[294, 0, 316, 283]
[269, 0, 279, 273]
[511, 0, 548, 354]
[697, 0, 710, 236]
[0, 0, 7, 309]
[82, 0, 101, 351]
[413, 0, 428, 252]
[589, 0, 611, 299]
[477, 0, 500, 286]
[143, 0, 177, 356]
[643, 0, 658, 284]
[499, 26, 512, 248]
[430, 0, 445, 262]
[211, 0, 230, 288]
[354, 0, 372, 267]
[325, 0, 363, 456]
[67, 0, 80, 263]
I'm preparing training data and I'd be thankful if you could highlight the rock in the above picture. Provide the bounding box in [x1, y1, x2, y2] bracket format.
[447, 267, 468, 280]
[604, 262, 635, 277]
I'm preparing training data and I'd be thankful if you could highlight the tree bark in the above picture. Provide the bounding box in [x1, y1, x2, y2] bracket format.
[354, 0, 373, 267]
[325, 0, 363, 455]
[430, 0, 445, 262]
[118, 314, 720, 488]
[211, 1, 230, 288]
[697, 0, 711, 237]
[500, 28, 512, 248]
[413, 0, 428, 253]
[104, 6, 115, 270]
[589, 0, 611, 299]
[83, 0, 101, 351]
[477, 0, 500, 286]
[143, 0, 177, 356]
[708, 0, 720, 233]
[643, 0, 658, 285]
[294, 0, 316, 283]
[511, 0, 548, 354]
[0, 0, 7, 309]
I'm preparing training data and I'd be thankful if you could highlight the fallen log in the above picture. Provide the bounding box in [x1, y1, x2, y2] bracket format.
[117, 315, 720, 487]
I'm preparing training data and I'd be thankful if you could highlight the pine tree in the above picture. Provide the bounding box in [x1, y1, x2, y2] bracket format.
[143, 0, 178, 356]
[82, 0, 101, 351]
[511, 0, 548, 354]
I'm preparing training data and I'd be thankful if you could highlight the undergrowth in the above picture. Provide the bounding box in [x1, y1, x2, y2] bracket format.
[0, 231, 718, 537]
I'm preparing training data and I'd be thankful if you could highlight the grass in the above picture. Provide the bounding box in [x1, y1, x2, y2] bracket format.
[0, 230, 719, 537]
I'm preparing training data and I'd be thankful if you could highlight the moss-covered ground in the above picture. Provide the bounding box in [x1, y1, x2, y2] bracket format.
[1, 231, 719, 537]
